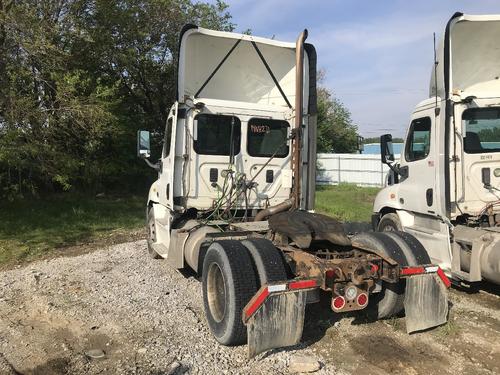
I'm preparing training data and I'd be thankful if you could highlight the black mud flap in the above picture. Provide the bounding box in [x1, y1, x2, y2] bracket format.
[243, 280, 316, 358]
[404, 273, 449, 333]
[247, 291, 306, 357]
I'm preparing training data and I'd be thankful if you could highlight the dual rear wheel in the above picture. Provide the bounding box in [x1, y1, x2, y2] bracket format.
[352, 231, 430, 318]
[202, 239, 287, 345]
[201, 230, 429, 346]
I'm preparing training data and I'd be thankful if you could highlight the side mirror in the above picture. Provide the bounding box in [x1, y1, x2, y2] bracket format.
[380, 134, 394, 164]
[137, 130, 151, 159]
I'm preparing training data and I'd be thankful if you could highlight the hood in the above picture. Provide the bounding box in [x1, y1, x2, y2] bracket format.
[431, 14, 500, 99]
[177, 26, 308, 109]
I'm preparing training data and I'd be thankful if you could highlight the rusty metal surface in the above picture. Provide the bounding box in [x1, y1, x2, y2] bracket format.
[246, 291, 306, 358]
[291, 30, 308, 209]
[351, 240, 399, 266]
[283, 248, 391, 290]
[268, 211, 351, 248]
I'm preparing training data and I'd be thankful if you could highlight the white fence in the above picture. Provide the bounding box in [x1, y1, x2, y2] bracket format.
[316, 153, 400, 187]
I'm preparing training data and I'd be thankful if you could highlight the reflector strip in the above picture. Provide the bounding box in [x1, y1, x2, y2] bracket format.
[244, 288, 269, 319]
[268, 284, 287, 293]
[437, 267, 451, 288]
[289, 280, 317, 290]
[400, 265, 451, 289]
[243, 279, 318, 322]
[400, 267, 425, 276]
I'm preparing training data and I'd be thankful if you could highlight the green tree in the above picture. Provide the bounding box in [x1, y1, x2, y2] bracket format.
[316, 83, 359, 154]
[0, 0, 234, 199]
[363, 136, 404, 144]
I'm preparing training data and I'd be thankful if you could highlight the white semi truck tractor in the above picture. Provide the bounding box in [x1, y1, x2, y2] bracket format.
[137, 25, 450, 357]
[373, 13, 500, 287]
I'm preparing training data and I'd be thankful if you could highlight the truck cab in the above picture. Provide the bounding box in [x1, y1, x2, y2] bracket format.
[137, 25, 317, 265]
[373, 13, 500, 285]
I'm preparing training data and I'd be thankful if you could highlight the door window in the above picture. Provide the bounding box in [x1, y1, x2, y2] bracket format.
[194, 114, 241, 156]
[247, 118, 289, 158]
[405, 117, 431, 162]
[463, 108, 500, 154]
[163, 118, 173, 157]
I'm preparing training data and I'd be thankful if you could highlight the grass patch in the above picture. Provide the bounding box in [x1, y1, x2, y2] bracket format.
[0, 183, 379, 267]
[315, 183, 380, 222]
[0, 194, 145, 267]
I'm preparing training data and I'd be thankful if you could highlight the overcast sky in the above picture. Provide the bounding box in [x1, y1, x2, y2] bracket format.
[217, 0, 500, 138]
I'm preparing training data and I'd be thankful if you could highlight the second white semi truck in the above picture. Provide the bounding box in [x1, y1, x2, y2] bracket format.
[373, 13, 500, 287]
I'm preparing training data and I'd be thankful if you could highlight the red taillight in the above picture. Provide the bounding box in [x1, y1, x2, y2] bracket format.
[357, 293, 368, 307]
[331, 296, 346, 311]
[325, 269, 336, 279]
[370, 263, 379, 273]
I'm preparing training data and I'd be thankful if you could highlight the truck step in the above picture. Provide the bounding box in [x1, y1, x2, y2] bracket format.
[406, 224, 441, 236]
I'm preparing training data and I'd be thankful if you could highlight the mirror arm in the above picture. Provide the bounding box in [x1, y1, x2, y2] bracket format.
[385, 160, 401, 176]
[143, 158, 161, 172]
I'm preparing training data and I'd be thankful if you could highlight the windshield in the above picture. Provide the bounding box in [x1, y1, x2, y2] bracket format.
[463, 108, 500, 154]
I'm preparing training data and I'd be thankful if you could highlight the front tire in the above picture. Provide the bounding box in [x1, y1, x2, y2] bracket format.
[202, 240, 258, 345]
[147, 207, 161, 259]
[377, 212, 402, 232]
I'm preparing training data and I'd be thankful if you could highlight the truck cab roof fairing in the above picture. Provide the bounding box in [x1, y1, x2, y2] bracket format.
[177, 27, 309, 109]
[430, 14, 500, 99]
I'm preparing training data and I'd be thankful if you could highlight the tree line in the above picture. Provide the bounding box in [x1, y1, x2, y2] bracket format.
[0, 0, 358, 200]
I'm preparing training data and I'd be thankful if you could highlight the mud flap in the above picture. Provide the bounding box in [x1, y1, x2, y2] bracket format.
[246, 290, 307, 358]
[404, 273, 448, 333]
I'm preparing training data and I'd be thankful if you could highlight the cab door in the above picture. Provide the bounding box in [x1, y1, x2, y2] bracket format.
[397, 110, 437, 215]
[158, 103, 177, 209]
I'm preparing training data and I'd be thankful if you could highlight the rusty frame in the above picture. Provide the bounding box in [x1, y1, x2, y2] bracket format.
[279, 246, 400, 291]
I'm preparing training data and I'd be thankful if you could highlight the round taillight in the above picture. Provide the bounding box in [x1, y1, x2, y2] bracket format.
[331, 296, 345, 311]
[357, 293, 368, 307]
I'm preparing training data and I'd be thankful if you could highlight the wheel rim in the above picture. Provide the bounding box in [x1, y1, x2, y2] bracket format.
[207, 263, 226, 323]
[383, 224, 396, 232]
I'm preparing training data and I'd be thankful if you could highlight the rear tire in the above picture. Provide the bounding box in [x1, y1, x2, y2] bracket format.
[383, 231, 431, 266]
[202, 240, 258, 345]
[377, 213, 402, 232]
[147, 207, 161, 259]
[241, 238, 288, 287]
[352, 232, 409, 319]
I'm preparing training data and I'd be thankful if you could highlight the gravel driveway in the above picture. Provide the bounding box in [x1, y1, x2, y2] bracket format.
[0, 240, 498, 374]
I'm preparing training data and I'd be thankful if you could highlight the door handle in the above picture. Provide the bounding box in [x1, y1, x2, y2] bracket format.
[426, 188, 433, 207]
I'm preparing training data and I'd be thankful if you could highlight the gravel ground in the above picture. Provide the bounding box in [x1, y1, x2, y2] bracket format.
[0, 240, 498, 375]
[0, 240, 334, 375]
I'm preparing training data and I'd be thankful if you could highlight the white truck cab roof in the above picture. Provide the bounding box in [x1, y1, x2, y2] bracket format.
[177, 25, 309, 111]
[431, 13, 500, 100]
